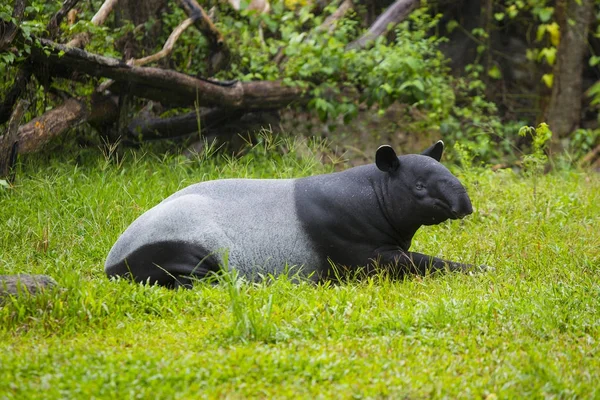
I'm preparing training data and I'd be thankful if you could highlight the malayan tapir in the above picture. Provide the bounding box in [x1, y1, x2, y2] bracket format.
[105, 141, 481, 287]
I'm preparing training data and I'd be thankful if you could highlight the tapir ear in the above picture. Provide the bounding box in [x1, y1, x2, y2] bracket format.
[375, 145, 400, 172]
[421, 140, 444, 162]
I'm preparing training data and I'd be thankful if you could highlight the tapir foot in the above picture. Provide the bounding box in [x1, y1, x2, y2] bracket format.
[375, 250, 490, 277]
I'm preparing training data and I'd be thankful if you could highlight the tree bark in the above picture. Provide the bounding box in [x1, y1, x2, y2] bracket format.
[545, 0, 594, 152]
[15, 98, 88, 154]
[0, 0, 26, 51]
[46, 0, 82, 39]
[12, 95, 118, 154]
[127, 108, 244, 140]
[66, 0, 120, 48]
[0, 100, 29, 181]
[0, 64, 32, 125]
[177, 0, 230, 74]
[346, 0, 418, 50]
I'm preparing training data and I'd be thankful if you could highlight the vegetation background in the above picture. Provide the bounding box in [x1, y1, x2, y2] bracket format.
[1, 0, 599, 398]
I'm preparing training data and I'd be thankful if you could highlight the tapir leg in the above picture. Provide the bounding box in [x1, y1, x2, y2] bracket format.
[105, 241, 220, 288]
[376, 250, 475, 276]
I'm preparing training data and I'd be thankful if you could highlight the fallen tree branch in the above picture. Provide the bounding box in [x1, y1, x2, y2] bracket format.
[33, 38, 306, 109]
[0, 99, 29, 181]
[15, 98, 88, 154]
[346, 0, 418, 50]
[9, 95, 118, 154]
[579, 143, 600, 167]
[127, 108, 245, 140]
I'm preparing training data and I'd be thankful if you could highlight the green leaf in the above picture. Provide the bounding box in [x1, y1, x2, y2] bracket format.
[403, 56, 419, 72]
[536, 24, 547, 42]
[488, 65, 502, 79]
[538, 47, 556, 66]
[412, 79, 425, 92]
[538, 7, 554, 23]
[494, 13, 505, 21]
[541, 73, 554, 88]
[398, 80, 424, 93]
[0, 179, 9, 189]
[446, 20, 459, 33]
[546, 22, 560, 46]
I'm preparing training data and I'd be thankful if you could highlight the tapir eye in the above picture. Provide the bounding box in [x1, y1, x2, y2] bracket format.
[415, 183, 425, 191]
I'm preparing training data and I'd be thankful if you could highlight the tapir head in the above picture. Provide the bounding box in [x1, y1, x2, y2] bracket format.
[375, 141, 473, 226]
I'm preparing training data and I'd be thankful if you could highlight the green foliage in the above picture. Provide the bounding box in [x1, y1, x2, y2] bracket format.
[1, 139, 599, 398]
[208, 4, 512, 163]
[518, 122, 552, 176]
[2, 0, 595, 165]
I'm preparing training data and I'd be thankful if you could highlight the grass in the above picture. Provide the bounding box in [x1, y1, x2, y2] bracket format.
[1, 135, 599, 398]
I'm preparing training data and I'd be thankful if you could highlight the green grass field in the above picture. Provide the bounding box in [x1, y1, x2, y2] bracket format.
[1, 137, 599, 398]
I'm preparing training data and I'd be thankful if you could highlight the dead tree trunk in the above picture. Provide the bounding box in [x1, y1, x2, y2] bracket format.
[545, 0, 594, 153]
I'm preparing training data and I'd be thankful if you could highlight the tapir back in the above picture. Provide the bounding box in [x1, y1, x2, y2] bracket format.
[104, 179, 321, 281]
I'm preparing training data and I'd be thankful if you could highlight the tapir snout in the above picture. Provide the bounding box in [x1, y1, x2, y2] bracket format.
[447, 187, 473, 219]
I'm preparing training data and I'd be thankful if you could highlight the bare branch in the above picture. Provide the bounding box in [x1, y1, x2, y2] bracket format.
[0, 65, 32, 125]
[47, 0, 81, 39]
[132, 17, 196, 67]
[97, 16, 198, 92]
[177, 0, 230, 74]
[319, 0, 353, 34]
[178, 0, 226, 48]
[66, 0, 119, 48]
[0, 0, 26, 51]
[91, 0, 119, 25]
[346, 0, 418, 50]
